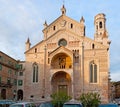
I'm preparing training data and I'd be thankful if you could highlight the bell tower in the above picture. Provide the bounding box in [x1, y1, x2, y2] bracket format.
[94, 13, 108, 44]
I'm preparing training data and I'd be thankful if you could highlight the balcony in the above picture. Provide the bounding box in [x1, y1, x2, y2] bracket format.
[0, 81, 13, 88]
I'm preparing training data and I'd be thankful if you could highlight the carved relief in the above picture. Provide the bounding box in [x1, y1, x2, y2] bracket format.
[59, 57, 66, 69]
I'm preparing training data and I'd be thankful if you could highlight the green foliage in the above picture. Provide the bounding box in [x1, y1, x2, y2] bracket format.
[79, 92, 101, 107]
[51, 92, 72, 107]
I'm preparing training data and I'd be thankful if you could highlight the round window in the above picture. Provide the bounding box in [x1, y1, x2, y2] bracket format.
[58, 39, 67, 46]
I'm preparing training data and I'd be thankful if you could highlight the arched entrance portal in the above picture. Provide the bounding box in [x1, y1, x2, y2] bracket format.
[51, 71, 72, 96]
[1, 89, 6, 99]
[17, 89, 23, 100]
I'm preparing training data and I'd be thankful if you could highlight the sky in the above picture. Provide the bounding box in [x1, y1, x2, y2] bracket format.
[0, 0, 120, 82]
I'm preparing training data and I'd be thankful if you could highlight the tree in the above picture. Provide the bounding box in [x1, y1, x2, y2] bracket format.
[79, 92, 101, 107]
[51, 92, 72, 107]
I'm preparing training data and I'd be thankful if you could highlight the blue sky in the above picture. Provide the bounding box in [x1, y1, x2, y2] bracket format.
[0, 0, 120, 81]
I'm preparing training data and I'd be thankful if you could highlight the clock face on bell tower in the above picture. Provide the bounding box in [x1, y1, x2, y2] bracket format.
[58, 39, 67, 46]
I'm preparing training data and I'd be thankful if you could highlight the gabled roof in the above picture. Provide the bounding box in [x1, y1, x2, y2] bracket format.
[49, 46, 73, 58]
[0, 51, 18, 62]
[42, 13, 84, 33]
[24, 40, 44, 54]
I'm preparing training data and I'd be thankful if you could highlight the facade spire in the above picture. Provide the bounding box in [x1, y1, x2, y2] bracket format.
[25, 37, 31, 51]
[61, 5, 66, 15]
[80, 16, 85, 24]
[26, 37, 30, 43]
[43, 20, 48, 28]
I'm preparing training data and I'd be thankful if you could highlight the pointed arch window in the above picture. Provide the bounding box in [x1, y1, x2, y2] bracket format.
[90, 62, 97, 83]
[33, 63, 38, 83]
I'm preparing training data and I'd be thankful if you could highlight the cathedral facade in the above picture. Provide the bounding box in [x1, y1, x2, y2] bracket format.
[23, 5, 111, 103]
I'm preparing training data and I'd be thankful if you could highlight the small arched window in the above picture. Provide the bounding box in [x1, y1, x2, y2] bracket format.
[53, 26, 56, 30]
[33, 63, 38, 83]
[35, 48, 37, 53]
[92, 44, 95, 49]
[70, 23, 73, 29]
[99, 22, 102, 28]
[90, 62, 97, 83]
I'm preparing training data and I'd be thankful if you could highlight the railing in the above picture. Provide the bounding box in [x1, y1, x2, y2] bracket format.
[0, 81, 13, 88]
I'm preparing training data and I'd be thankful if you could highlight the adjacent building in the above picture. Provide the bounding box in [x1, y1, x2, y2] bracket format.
[114, 81, 120, 98]
[0, 51, 18, 100]
[110, 82, 116, 101]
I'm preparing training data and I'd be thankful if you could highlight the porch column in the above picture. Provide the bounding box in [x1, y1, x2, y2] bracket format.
[42, 45, 47, 98]
[72, 52, 75, 99]
[80, 41, 84, 93]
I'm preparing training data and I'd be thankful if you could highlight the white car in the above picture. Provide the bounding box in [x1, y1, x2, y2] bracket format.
[9, 102, 36, 107]
[63, 99, 83, 107]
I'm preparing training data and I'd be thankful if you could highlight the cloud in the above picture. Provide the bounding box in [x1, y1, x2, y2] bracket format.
[0, 0, 45, 60]
[0, 0, 120, 81]
[111, 71, 120, 82]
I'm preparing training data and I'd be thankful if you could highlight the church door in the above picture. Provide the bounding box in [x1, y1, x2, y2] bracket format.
[51, 71, 72, 96]
[58, 85, 68, 94]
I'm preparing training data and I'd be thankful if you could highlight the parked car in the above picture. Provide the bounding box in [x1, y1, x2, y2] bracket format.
[0, 100, 15, 107]
[99, 103, 119, 107]
[9, 102, 36, 107]
[63, 99, 83, 107]
[37, 102, 53, 107]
